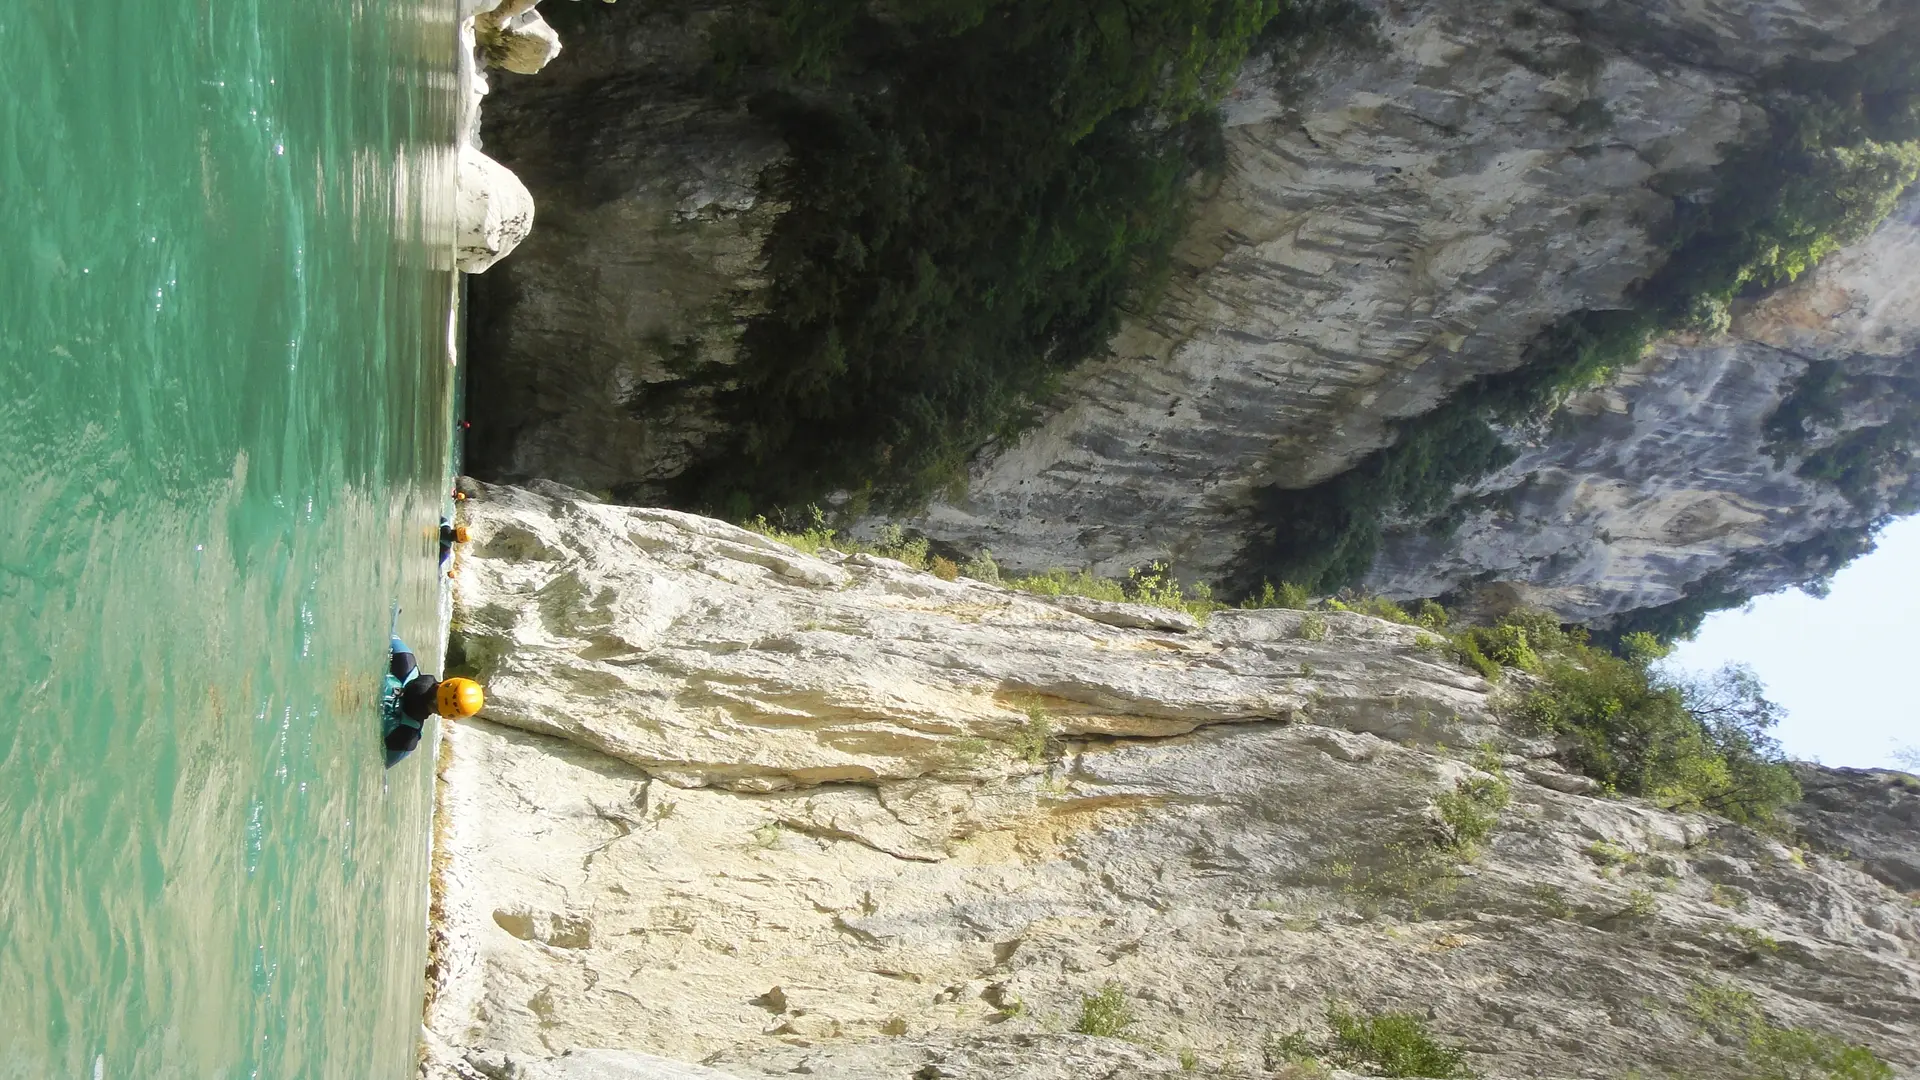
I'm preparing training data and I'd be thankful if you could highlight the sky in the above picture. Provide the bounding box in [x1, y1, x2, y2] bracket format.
[1663, 514, 1920, 771]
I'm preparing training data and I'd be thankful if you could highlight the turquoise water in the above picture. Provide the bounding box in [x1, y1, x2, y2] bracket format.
[0, 1, 460, 1076]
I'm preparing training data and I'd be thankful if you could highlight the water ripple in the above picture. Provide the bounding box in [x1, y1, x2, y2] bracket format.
[0, 0, 461, 1074]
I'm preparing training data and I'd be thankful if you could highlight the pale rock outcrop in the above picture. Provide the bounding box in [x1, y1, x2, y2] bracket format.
[447, 480, 1493, 791]
[426, 482, 1920, 1080]
[489, 12, 563, 77]
[453, 0, 563, 274]
[432, 1044, 742, 1080]
[476, 0, 563, 77]
[458, 145, 538, 274]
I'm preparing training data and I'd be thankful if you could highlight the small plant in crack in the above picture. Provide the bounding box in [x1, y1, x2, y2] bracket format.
[1010, 705, 1054, 765]
[1074, 982, 1134, 1037]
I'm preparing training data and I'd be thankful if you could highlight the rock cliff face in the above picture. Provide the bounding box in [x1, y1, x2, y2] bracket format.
[462, 0, 1918, 623]
[424, 482, 1920, 1080]
[463, 1, 784, 493]
[1783, 765, 1920, 895]
[1360, 191, 1920, 625]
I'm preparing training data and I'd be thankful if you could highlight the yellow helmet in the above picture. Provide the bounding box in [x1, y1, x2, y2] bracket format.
[452, 524, 471, 544]
[437, 678, 484, 717]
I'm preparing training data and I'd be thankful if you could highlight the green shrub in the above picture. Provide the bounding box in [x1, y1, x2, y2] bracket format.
[1689, 981, 1893, 1080]
[1499, 620, 1801, 825]
[1449, 633, 1502, 680]
[1010, 706, 1052, 765]
[1531, 884, 1578, 920]
[1007, 567, 1127, 604]
[1075, 982, 1134, 1037]
[1723, 924, 1780, 954]
[744, 509, 838, 555]
[1412, 599, 1449, 630]
[930, 555, 959, 580]
[1327, 1007, 1475, 1078]
[1585, 839, 1635, 870]
[1269, 1006, 1476, 1078]
[866, 523, 932, 568]
[1006, 561, 1220, 620]
[1243, 579, 1313, 610]
[1263, 1029, 1320, 1069]
[1297, 612, 1329, 641]
[1434, 768, 1511, 852]
[1435, 611, 1802, 825]
[959, 548, 1002, 583]
[1457, 623, 1540, 672]
[746, 510, 933, 568]
[1324, 839, 1460, 916]
[1345, 594, 1415, 623]
[1710, 884, 1750, 910]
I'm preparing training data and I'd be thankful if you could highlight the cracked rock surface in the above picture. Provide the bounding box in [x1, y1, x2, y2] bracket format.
[463, 0, 1919, 626]
[424, 482, 1920, 1080]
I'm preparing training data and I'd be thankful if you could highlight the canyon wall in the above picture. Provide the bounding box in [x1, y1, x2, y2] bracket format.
[1361, 193, 1920, 625]
[423, 482, 1920, 1080]
[462, 0, 1918, 623]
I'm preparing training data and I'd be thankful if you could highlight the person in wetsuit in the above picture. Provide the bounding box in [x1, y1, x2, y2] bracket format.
[386, 636, 483, 759]
[439, 520, 469, 568]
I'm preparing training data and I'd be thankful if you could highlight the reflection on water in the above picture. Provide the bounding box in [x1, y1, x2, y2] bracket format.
[0, 0, 460, 1075]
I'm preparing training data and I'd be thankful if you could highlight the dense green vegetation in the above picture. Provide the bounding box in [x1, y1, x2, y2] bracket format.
[1267, 1006, 1477, 1078]
[667, 0, 1376, 515]
[1689, 982, 1894, 1080]
[1448, 610, 1801, 825]
[1073, 982, 1136, 1037]
[1256, 591, 1804, 823]
[1240, 26, 1920, 596]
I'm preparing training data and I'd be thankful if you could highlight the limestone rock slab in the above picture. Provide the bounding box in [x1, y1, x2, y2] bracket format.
[427, 483, 1920, 1080]
[447, 480, 1494, 791]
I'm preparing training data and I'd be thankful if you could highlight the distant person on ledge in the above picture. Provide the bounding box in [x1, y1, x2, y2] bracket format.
[384, 635, 483, 765]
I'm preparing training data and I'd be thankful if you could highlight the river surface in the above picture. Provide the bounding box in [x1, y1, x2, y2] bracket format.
[0, 1, 461, 1076]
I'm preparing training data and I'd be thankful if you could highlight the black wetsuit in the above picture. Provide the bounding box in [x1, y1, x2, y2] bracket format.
[439, 521, 458, 566]
[387, 647, 439, 753]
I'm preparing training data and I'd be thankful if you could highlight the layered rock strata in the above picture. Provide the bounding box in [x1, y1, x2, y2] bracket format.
[424, 481, 1920, 1080]
[461, 0, 1917, 624]
[1359, 191, 1920, 624]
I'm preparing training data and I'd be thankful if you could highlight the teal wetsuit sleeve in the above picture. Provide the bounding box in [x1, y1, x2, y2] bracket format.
[390, 636, 419, 682]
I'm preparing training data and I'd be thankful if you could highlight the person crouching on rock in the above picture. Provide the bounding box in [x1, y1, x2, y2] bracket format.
[384, 635, 483, 765]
